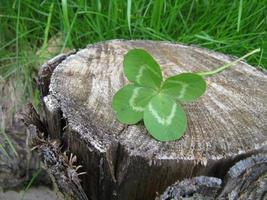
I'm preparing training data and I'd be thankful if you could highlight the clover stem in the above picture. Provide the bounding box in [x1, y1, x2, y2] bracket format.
[197, 48, 261, 77]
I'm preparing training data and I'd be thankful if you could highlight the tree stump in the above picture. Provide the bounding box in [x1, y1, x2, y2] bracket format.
[35, 40, 267, 200]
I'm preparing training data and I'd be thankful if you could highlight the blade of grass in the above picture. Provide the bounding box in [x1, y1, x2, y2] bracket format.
[40, 2, 54, 52]
[150, 0, 164, 31]
[178, 10, 188, 32]
[137, 0, 153, 30]
[0, 128, 18, 157]
[62, 0, 70, 31]
[237, 0, 243, 32]
[21, 168, 42, 200]
[127, 0, 132, 35]
[61, 0, 72, 47]
[0, 143, 10, 159]
[16, 0, 21, 70]
[22, 1, 49, 16]
[108, 0, 118, 31]
[77, 11, 111, 21]
[61, 9, 79, 52]
[195, 32, 228, 45]
[258, 48, 264, 66]
[186, 0, 195, 23]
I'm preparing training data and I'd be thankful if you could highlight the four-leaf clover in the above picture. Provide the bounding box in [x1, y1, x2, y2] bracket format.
[112, 49, 206, 141]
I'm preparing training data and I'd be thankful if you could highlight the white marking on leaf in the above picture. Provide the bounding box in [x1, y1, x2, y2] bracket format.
[178, 84, 188, 99]
[136, 65, 146, 84]
[129, 87, 145, 112]
[148, 102, 177, 126]
[136, 64, 161, 84]
[145, 64, 161, 78]
[167, 80, 188, 99]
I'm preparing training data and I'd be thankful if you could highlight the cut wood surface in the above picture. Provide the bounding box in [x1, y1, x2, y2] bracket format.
[37, 40, 267, 200]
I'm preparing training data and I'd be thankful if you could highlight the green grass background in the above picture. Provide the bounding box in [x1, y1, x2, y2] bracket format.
[1, 0, 267, 100]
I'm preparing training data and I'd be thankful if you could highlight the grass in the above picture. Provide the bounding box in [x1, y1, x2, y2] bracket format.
[21, 168, 42, 200]
[0, 0, 266, 103]
[0, 128, 18, 157]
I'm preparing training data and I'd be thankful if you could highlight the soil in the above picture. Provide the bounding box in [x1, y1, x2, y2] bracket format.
[0, 187, 63, 200]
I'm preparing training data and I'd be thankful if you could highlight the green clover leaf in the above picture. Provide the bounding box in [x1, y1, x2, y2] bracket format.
[161, 73, 206, 102]
[112, 84, 157, 124]
[123, 49, 162, 89]
[112, 48, 260, 141]
[112, 48, 205, 141]
[143, 94, 187, 141]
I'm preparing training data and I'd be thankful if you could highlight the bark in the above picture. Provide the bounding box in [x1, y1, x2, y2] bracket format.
[159, 151, 267, 200]
[158, 176, 222, 200]
[27, 40, 267, 200]
[218, 151, 267, 199]
[25, 123, 88, 200]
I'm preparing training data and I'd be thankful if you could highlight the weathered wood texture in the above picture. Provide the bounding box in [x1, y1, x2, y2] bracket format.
[159, 151, 267, 199]
[37, 40, 267, 200]
[218, 151, 267, 199]
[25, 122, 88, 200]
[158, 176, 222, 200]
